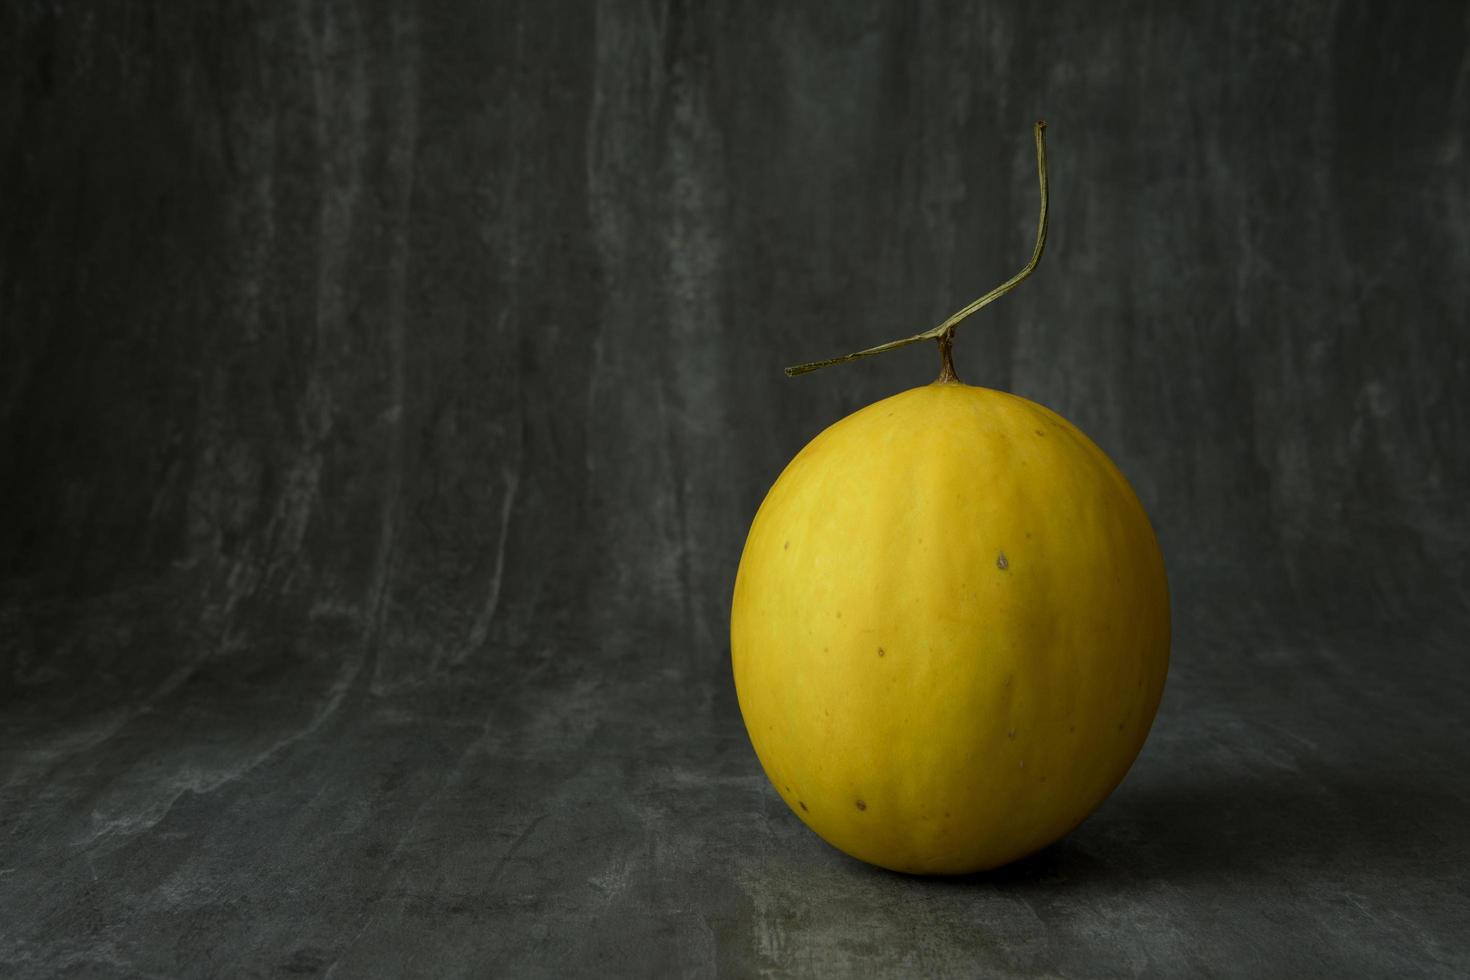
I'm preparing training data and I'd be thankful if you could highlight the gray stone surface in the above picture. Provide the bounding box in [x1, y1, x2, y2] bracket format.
[2, 1, 1468, 976]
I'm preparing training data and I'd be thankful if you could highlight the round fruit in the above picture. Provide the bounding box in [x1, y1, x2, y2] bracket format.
[730, 122, 1169, 874]
[730, 381, 1169, 873]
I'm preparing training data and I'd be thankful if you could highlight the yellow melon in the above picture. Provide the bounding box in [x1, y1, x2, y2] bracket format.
[730, 381, 1169, 873]
[729, 121, 1169, 874]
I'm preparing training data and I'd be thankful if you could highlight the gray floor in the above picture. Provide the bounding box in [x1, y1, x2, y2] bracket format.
[2, 575, 1467, 977]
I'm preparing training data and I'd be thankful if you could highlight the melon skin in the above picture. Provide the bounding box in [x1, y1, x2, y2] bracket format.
[730, 382, 1170, 874]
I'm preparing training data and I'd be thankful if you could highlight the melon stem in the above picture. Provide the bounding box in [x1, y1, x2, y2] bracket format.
[936, 330, 960, 384]
[786, 120, 1050, 379]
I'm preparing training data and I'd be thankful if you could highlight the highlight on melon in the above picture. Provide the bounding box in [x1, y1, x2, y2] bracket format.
[730, 122, 1170, 874]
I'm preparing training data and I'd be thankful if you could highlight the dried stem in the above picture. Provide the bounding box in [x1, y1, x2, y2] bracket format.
[785, 120, 1049, 379]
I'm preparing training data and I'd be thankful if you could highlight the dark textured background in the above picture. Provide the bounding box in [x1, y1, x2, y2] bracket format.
[2, 1, 1468, 976]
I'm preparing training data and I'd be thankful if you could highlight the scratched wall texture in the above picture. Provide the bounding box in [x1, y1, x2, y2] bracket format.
[2, 1, 1468, 977]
